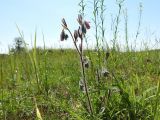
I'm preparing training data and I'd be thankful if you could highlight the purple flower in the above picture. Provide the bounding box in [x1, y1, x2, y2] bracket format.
[60, 29, 68, 41]
[84, 21, 90, 29]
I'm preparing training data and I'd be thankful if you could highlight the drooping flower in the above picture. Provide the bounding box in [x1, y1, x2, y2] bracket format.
[83, 56, 90, 68]
[101, 67, 109, 77]
[84, 21, 90, 29]
[64, 34, 68, 40]
[84, 61, 89, 68]
[79, 79, 85, 92]
[60, 29, 68, 41]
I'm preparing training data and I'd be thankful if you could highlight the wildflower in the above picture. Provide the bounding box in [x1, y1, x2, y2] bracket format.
[62, 18, 68, 29]
[101, 67, 109, 77]
[77, 15, 91, 35]
[79, 79, 85, 92]
[84, 62, 89, 68]
[74, 30, 79, 41]
[84, 21, 90, 29]
[78, 26, 83, 39]
[83, 56, 90, 68]
[77, 14, 83, 25]
[60, 29, 68, 41]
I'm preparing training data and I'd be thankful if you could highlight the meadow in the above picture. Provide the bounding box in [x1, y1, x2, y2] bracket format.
[0, 48, 160, 119]
[0, 0, 160, 119]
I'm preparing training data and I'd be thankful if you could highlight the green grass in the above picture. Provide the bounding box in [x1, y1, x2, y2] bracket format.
[0, 48, 159, 119]
[0, 0, 160, 119]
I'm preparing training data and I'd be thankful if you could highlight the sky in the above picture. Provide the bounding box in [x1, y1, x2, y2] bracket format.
[0, 0, 160, 53]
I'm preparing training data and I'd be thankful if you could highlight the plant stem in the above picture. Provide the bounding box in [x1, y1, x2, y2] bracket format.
[80, 44, 93, 115]
[67, 28, 81, 56]
[67, 28, 93, 115]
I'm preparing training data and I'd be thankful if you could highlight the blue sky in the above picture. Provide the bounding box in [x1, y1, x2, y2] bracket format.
[0, 0, 160, 53]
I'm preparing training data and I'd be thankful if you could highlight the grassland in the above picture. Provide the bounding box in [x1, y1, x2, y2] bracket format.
[0, 0, 160, 119]
[0, 48, 160, 119]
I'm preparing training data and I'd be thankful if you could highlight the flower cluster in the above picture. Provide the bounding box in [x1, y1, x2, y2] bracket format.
[60, 14, 90, 42]
[60, 15, 93, 108]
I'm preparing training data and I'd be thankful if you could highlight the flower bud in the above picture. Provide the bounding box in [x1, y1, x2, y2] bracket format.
[62, 18, 67, 29]
[60, 29, 65, 41]
[74, 30, 78, 41]
[77, 14, 83, 25]
[78, 26, 82, 39]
